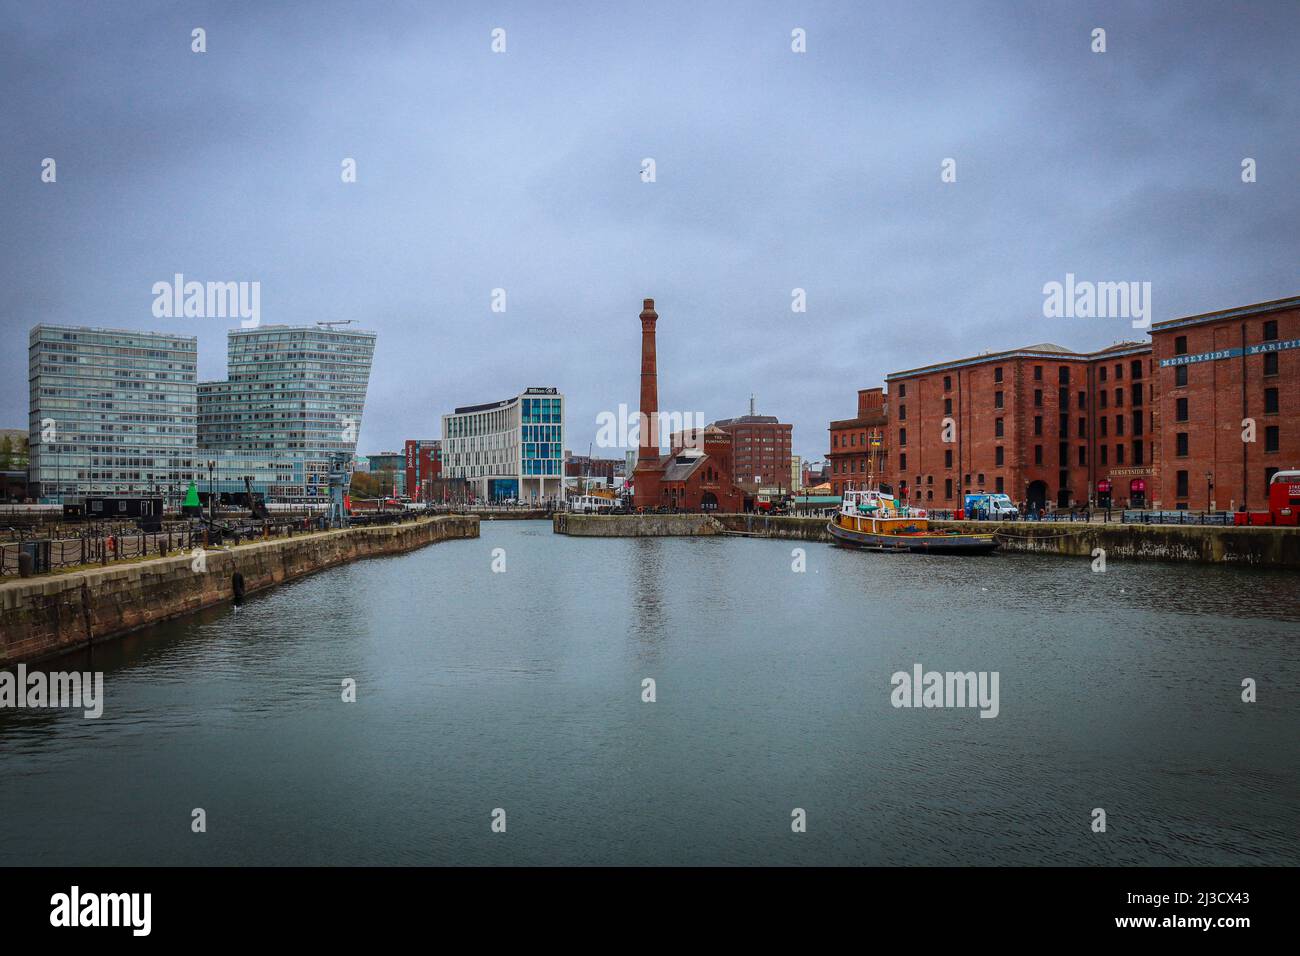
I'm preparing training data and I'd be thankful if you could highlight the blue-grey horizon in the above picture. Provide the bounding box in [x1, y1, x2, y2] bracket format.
[2, 0, 1297, 463]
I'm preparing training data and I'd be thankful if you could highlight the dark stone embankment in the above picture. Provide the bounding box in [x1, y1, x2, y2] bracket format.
[554, 512, 1300, 567]
[0, 515, 479, 665]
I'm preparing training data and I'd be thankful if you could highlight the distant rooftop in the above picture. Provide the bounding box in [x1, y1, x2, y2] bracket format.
[887, 340, 1152, 380]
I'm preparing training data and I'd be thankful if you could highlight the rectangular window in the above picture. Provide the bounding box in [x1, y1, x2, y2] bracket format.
[1078, 446, 1087, 466]
[1034, 445, 1043, 465]
[995, 418, 1004, 438]
[944, 449, 953, 468]
[898, 428, 907, 447]
[995, 446, 1004, 466]
[943, 375, 952, 391]
[1264, 352, 1279, 376]
[1059, 413, 1069, 436]
[1100, 391, 1108, 409]
[1116, 443, 1125, 464]
[994, 367, 1003, 383]
[1176, 470, 1189, 497]
[1174, 336, 1187, 355]
[1131, 360, 1142, 379]
[1099, 366, 1108, 382]
[943, 398, 952, 415]
[899, 383, 906, 397]
[1132, 441, 1143, 465]
[1265, 426, 1280, 452]
[1176, 432, 1188, 456]
[1176, 397, 1188, 421]
[1132, 410, 1143, 436]
[899, 453, 906, 469]
[1059, 367, 1069, 384]
[898, 404, 907, 421]
[1100, 445, 1108, 465]
[994, 391, 1004, 409]
[1263, 319, 1278, 341]
[1034, 389, 1043, 407]
[1175, 364, 1188, 387]
[1116, 415, 1124, 437]
[1115, 387, 1123, 407]
[1034, 365, 1043, 381]
[1265, 388, 1279, 413]
[1078, 416, 1087, 437]
[1059, 386, 1069, 407]
[995, 477, 1004, 494]
[1078, 391, 1086, 409]
[944, 478, 952, 499]
[1034, 415, 1043, 436]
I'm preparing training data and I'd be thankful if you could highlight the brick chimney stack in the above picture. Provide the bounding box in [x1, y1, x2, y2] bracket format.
[638, 298, 660, 464]
[633, 298, 663, 509]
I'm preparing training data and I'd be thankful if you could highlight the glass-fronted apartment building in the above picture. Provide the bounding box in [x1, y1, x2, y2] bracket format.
[28, 325, 198, 502]
[198, 325, 376, 502]
[441, 387, 565, 503]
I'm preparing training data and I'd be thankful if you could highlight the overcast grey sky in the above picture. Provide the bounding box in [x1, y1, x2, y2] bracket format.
[3, 0, 1297, 462]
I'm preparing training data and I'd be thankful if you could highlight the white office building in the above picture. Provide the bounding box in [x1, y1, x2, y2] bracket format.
[441, 387, 565, 503]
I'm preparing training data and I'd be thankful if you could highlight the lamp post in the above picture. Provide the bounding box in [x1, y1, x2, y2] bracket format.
[1205, 471, 1214, 513]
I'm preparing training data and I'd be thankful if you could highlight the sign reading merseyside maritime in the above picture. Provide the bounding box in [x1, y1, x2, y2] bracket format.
[1159, 338, 1299, 367]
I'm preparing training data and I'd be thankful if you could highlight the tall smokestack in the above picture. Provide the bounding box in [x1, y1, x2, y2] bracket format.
[638, 298, 659, 463]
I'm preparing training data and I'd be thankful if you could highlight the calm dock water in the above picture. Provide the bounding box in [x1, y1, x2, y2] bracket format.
[1, 520, 1296, 865]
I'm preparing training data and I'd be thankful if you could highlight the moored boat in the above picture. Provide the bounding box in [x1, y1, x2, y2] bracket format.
[828, 488, 998, 555]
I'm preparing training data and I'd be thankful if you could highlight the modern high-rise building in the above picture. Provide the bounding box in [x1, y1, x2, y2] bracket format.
[28, 325, 198, 502]
[198, 325, 375, 456]
[198, 324, 376, 501]
[441, 387, 565, 503]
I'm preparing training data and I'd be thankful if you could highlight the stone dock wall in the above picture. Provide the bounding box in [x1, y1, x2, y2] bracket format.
[0, 515, 479, 666]
[555, 512, 1300, 567]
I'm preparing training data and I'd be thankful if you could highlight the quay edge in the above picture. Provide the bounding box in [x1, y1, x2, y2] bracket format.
[0, 515, 479, 667]
[553, 512, 1300, 567]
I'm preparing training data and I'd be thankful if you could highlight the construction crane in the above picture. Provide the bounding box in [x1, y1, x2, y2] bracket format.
[315, 320, 355, 330]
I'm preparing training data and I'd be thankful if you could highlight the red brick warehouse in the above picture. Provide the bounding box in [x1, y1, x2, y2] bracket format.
[884, 342, 1153, 513]
[833, 294, 1299, 513]
[1150, 296, 1300, 511]
[828, 387, 889, 497]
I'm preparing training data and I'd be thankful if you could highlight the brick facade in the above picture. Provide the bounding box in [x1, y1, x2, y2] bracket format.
[884, 344, 1155, 513]
[828, 387, 889, 496]
[836, 295, 1299, 514]
[1151, 297, 1300, 511]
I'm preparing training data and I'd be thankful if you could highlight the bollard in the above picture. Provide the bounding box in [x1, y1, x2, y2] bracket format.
[18, 551, 34, 578]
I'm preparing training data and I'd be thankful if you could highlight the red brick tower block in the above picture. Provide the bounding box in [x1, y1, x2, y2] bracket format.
[634, 298, 664, 509]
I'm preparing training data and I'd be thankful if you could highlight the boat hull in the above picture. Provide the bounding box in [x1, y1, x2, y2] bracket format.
[827, 519, 998, 555]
